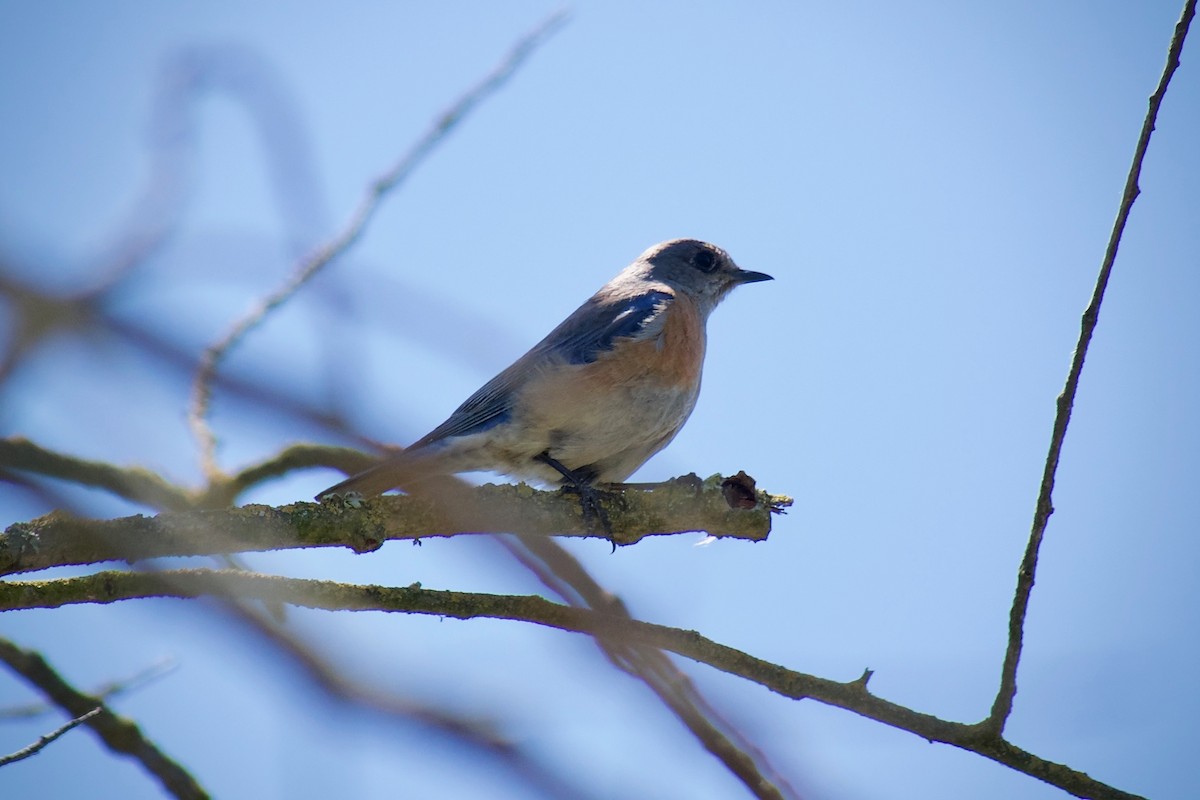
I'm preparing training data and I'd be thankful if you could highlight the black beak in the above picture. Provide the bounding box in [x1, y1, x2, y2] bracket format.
[732, 268, 774, 284]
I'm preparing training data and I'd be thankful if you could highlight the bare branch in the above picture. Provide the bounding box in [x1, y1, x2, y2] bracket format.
[0, 437, 192, 512]
[0, 571, 1143, 800]
[0, 658, 176, 720]
[0, 707, 101, 767]
[988, 0, 1197, 733]
[216, 444, 376, 502]
[2, 436, 376, 513]
[500, 534, 799, 800]
[0, 638, 208, 799]
[209, 598, 590, 800]
[187, 10, 569, 479]
[1, 474, 788, 577]
[0, 283, 385, 459]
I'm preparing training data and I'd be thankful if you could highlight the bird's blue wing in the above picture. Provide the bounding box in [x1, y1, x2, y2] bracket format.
[409, 374, 516, 448]
[410, 290, 674, 449]
[552, 290, 674, 365]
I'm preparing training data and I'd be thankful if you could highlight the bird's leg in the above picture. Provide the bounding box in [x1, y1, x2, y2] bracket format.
[534, 452, 614, 545]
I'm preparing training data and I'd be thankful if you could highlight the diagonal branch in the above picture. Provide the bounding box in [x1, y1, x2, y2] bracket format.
[500, 534, 798, 800]
[0, 436, 377, 511]
[187, 10, 569, 479]
[0, 658, 176, 720]
[0, 707, 101, 767]
[0, 570, 1143, 800]
[988, 0, 1197, 733]
[0, 437, 193, 512]
[208, 598, 590, 800]
[0, 637, 209, 799]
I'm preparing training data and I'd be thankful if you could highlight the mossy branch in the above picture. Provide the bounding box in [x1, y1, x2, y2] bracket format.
[0, 570, 1144, 800]
[1, 474, 791, 577]
[0, 637, 209, 799]
[0, 436, 376, 510]
[0, 437, 194, 511]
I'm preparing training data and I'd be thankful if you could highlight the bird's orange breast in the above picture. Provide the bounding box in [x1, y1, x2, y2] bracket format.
[515, 292, 706, 426]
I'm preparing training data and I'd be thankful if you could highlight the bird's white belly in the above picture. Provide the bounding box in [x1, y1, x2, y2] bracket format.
[475, 381, 700, 484]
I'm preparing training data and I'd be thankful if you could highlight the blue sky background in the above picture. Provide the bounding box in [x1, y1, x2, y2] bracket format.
[1, 2, 1197, 798]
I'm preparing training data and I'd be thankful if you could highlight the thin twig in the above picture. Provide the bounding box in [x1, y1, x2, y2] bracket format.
[987, 0, 1196, 734]
[187, 10, 569, 479]
[209, 444, 377, 505]
[500, 535, 798, 800]
[0, 570, 1142, 800]
[0, 638, 209, 799]
[209, 597, 590, 800]
[0, 707, 101, 767]
[0, 437, 192, 512]
[0, 658, 177, 720]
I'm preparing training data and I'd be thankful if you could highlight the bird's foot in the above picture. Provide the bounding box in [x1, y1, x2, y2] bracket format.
[562, 482, 615, 543]
[535, 452, 618, 550]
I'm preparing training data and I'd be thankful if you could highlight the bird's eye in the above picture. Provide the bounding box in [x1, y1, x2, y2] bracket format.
[692, 249, 718, 273]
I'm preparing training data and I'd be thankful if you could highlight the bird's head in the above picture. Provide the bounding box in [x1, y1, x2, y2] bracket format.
[635, 239, 772, 312]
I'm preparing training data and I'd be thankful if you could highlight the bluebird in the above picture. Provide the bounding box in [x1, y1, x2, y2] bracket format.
[318, 239, 772, 507]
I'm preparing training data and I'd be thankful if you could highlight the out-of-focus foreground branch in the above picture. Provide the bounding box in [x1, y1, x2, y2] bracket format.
[186, 10, 570, 479]
[0, 9, 801, 800]
[500, 532, 801, 800]
[0, 637, 209, 800]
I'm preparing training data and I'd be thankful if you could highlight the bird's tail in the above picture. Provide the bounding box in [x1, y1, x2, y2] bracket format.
[316, 458, 418, 501]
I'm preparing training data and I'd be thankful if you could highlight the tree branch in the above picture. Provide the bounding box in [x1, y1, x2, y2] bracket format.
[0, 437, 193, 511]
[1, 474, 790, 576]
[0, 570, 1143, 800]
[0, 707, 101, 767]
[187, 9, 569, 479]
[0, 658, 176, 720]
[1, 436, 379, 511]
[500, 534, 798, 800]
[207, 598, 590, 800]
[988, 0, 1197, 734]
[0, 637, 209, 799]
[214, 443, 376, 504]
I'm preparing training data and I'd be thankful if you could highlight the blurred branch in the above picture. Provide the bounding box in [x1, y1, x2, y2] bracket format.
[0, 282, 383, 462]
[0, 437, 376, 511]
[211, 598, 590, 800]
[1, 570, 1143, 800]
[0, 707, 101, 767]
[0, 39, 512, 461]
[0, 42, 326, 387]
[0, 276, 105, 386]
[0, 467, 81, 515]
[987, 0, 1196, 735]
[187, 9, 570, 479]
[0, 638, 209, 799]
[0, 657, 177, 720]
[1, 424, 792, 799]
[0, 437, 193, 511]
[0, 473, 789, 577]
[629, 647, 790, 800]
[211, 443, 376, 506]
[502, 534, 798, 800]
